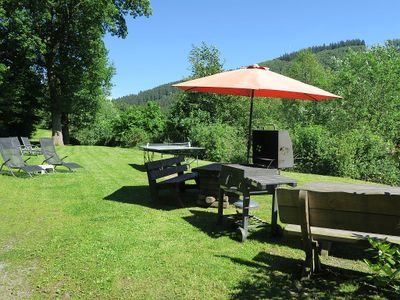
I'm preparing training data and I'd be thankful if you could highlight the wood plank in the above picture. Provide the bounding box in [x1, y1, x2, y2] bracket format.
[278, 206, 299, 224]
[307, 192, 400, 216]
[159, 172, 197, 184]
[145, 156, 184, 171]
[308, 208, 400, 236]
[276, 188, 299, 206]
[284, 224, 400, 245]
[150, 165, 187, 180]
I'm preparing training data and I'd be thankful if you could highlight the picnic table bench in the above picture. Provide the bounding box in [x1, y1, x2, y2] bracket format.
[145, 156, 198, 207]
[277, 182, 400, 278]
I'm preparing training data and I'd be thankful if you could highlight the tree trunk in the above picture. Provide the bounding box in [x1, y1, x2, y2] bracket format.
[62, 112, 70, 145]
[52, 111, 64, 146]
[47, 49, 64, 146]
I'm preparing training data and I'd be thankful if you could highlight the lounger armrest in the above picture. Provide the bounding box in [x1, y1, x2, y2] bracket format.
[61, 155, 68, 161]
[42, 153, 54, 164]
[0, 159, 10, 171]
[24, 157, 31, 163]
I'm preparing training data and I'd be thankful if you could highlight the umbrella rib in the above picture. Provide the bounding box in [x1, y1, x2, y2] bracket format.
[306, 94, 319, 101]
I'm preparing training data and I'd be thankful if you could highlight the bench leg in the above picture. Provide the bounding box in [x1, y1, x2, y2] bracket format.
[320, 241, 332, 257]
[302, 240, 321, 278]
[149, 186, 159, 203]
[174, 185, 184, 208]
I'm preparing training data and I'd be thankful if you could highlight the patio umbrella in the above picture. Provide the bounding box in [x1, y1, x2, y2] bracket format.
[173, 64, 342, 162]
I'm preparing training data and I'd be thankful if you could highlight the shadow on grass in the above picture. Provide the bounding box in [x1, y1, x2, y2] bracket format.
[221, 252, 395, 299]
[183, 210, 303, 247]
[104, 186, 199, 211]
[182, 209, 237, 239]
[129, 163, 146, 172]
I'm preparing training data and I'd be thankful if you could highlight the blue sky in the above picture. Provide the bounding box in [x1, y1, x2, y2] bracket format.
[104, 0, 400, 98]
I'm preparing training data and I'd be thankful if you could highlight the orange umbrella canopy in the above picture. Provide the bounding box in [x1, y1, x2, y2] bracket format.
[173, 64, 341, 162]
[173, 64, 341, 100]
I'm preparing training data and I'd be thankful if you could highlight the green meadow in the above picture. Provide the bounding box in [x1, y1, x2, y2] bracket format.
[0, 145, 394, 299]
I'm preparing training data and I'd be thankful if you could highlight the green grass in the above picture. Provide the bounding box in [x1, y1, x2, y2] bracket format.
[31, 128, 51, 142]
[0, 146, 394, 299]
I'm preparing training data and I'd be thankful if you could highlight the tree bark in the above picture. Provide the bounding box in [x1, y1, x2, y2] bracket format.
[52, 111, 64, 146]
[46, 45, 64, 146]
[62, 112, 70, 145]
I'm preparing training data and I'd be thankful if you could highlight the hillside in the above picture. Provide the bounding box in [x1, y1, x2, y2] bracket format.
[113, 39, 366, 108]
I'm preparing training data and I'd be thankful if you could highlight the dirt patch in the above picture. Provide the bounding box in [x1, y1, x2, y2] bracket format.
[0, 243, 33, 299]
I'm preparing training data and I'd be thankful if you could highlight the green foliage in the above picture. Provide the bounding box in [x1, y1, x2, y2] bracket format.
[0, 0, 152, 143]
[0, 3, 45, 136]
[334, 129, 400, 185]
[292, 125, 336, 175]
[73, 101, 165, 147]
[330, 43, 400, 144]
[278, 39, 366, 61]
[293, 126, 400, 185]
[364, 238, 400, 292]
[189, 123, 246, 162]
[280, 50, 333, 128]
[188, 42, 224, 78]
[114, 82, 178, 110]
[74, 99, 120, 146]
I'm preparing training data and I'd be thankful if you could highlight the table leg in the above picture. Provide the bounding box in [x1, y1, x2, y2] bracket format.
[271, 189, 279, 236]
[217, 188, 224, 225]
[242, 192, 250, 234]
[235, 192, 250, 242]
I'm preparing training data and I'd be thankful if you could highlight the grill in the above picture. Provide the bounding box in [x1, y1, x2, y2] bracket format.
[252, 130, 294, 169]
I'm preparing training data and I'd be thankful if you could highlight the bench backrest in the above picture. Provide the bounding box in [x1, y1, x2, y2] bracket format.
[145, 156, 187, 181]
[277, 187, 400, 236]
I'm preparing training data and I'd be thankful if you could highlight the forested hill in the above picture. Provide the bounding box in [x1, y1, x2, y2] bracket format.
[114, 39, 366, 108]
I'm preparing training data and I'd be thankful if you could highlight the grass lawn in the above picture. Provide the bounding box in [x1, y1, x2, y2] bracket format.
[0, 145, 395, 299]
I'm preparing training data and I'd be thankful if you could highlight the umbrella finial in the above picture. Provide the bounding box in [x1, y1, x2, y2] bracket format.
[247, 64, 269, 70]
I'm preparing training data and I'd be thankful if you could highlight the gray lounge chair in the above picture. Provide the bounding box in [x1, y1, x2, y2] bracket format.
[10, 136, 23, 154]
[0, 137, 44, 177]
[39, 138, 82, 171]
[20, 137, 41, 156]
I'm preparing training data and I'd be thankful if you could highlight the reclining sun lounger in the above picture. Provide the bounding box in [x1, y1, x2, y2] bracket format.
[20, 137, 41, 156]
[39, 138, 82, 171]
[0, 137, 44, 177]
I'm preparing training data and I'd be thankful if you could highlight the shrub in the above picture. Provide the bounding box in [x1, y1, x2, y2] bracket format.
[74, 100, 119, 146]
[292, 125, 336, 175]
[334, 129, 400, 185]
[189, 123, 246, 162]
[116, 126, 149, 147]
[364, 238, 400, 292]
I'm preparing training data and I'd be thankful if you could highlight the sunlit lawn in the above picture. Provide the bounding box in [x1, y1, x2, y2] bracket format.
[0, 145, 395, 299]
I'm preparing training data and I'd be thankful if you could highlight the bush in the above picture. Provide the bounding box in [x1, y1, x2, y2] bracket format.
[334, 129, 400, 185]
[116, 126, 149, 147]
[189, 123, 246, 162]
[364, 238, 400, 293]
[293, 126, 400, 185]
[292, 125, 336, 175]
[74, 100, 119, 146]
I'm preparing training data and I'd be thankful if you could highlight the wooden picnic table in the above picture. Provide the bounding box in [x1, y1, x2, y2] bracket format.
[215, 164, 297, 241]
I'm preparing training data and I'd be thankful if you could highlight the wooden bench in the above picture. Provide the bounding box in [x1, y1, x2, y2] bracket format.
[145, 156, 198, 207]
[276, 182, 400, 278]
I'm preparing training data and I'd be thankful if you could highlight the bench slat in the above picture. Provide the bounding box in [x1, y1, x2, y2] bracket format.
[159, 172, 197, 185]
[308, 192, 400, 216]
[150, 164, 187, 180]
[308, 208, 400, 236]
[284, 224, 400, 245]
[145, 156, 185, 171]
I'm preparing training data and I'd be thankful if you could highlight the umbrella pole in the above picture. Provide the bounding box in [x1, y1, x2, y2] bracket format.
[246, 90, 255, 164]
